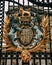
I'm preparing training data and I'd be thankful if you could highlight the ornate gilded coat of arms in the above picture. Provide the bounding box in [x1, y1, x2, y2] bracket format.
[3, 7, 49, 62]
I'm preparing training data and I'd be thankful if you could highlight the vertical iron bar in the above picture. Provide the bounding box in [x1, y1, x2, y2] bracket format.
[10, 52, 13, 65]
[18, 0, 19, 7]
[8, 2, 12, 65]
[45, 54, 47, 65]
[47, 0, 52, 65]
[16, 52, 19, 65]
[5, 52, 7, 65]
[23, 0, 24, 6]
[0, 1, 5, 65]
[13, 0, 15, 9]
[33, 53, 36, 65]
[39, 52, 41, 65]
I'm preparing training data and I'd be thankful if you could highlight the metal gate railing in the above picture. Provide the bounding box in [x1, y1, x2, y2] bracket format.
[0, 0, 52, 65]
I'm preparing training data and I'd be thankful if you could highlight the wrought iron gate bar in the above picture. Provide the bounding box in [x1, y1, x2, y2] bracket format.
[28, 0, 52, 8]
[0, 0, 52, 7]
[1, 52, 52, 59]
[0, 0, 52, 16]
[0, 1, 5, 65]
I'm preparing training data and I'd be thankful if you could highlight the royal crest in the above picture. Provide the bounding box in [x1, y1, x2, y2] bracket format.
[3, 7, 49, 62]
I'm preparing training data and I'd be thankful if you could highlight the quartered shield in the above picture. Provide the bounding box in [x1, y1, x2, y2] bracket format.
[19, 28, 33, 46]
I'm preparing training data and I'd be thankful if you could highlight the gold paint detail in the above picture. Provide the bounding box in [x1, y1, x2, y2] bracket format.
[21, 50, 31, 62]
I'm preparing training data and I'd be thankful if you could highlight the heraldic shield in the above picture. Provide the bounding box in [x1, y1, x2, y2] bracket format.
[19, 28, 33, 46]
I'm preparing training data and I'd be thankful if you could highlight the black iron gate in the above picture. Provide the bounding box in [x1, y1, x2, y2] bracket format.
[0, 0, 52, 65]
